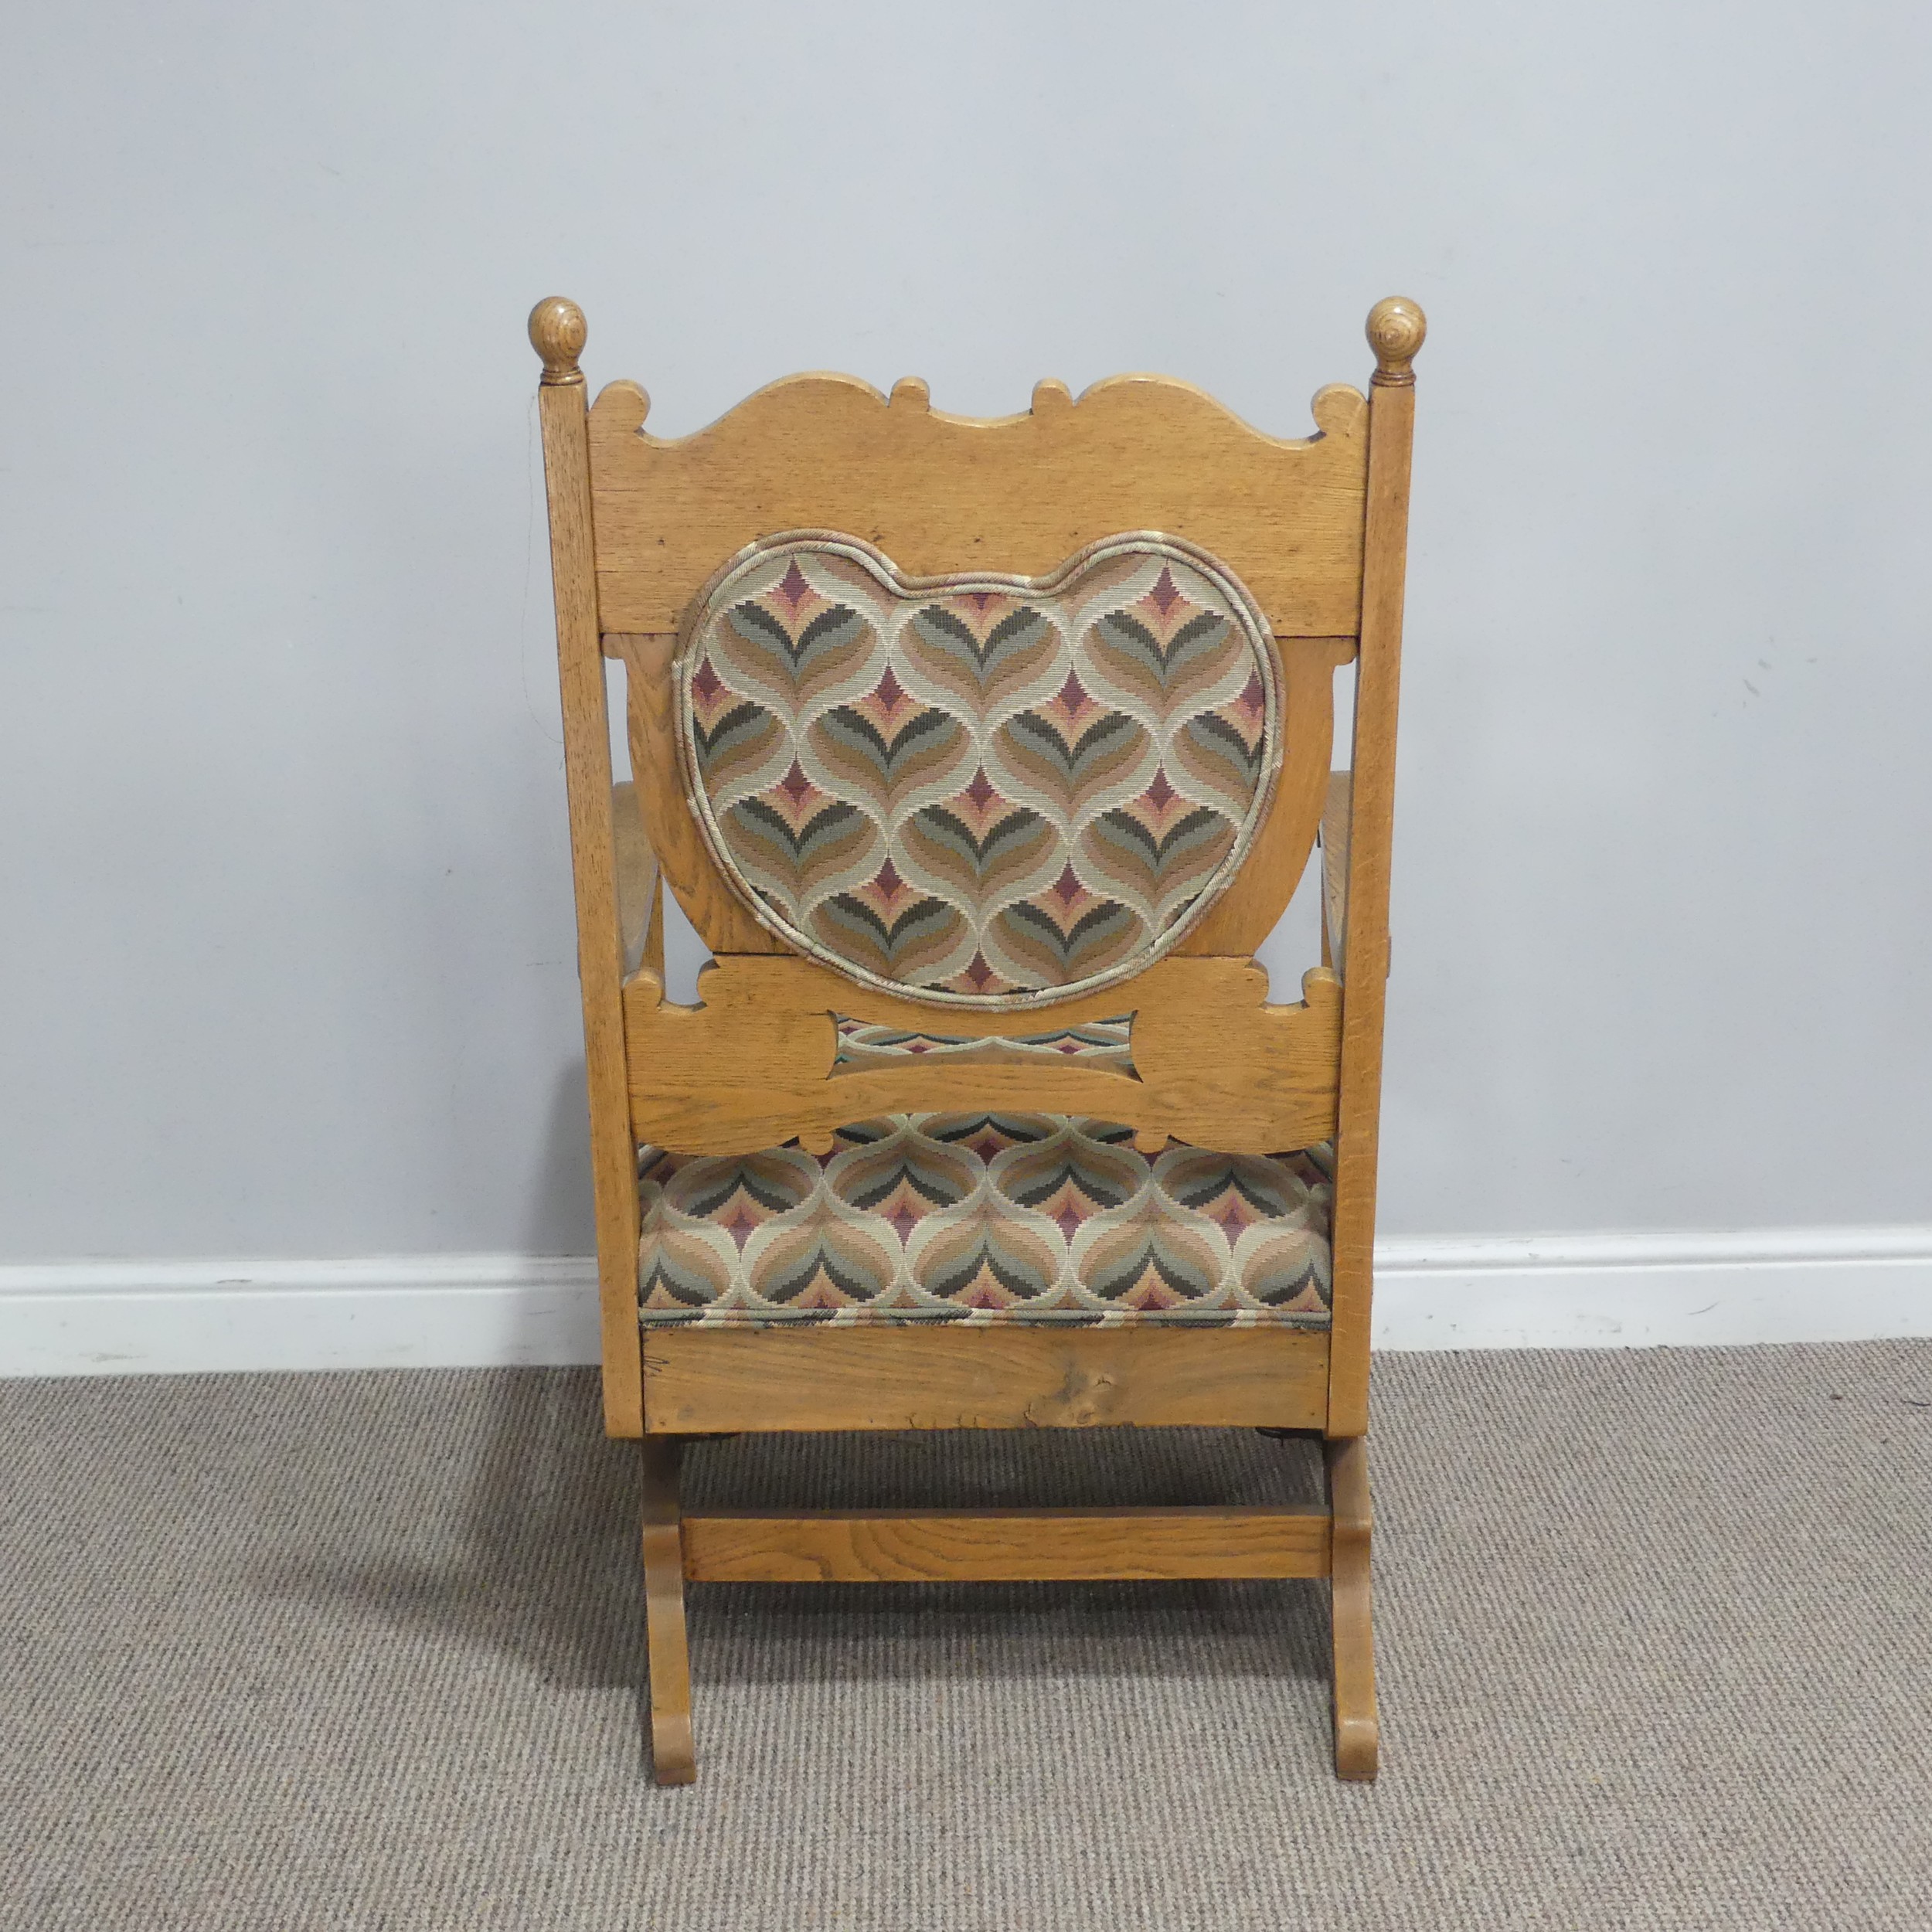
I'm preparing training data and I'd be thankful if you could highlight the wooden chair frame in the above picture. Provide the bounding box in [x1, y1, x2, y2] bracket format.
[530, 295, 1423, 1785]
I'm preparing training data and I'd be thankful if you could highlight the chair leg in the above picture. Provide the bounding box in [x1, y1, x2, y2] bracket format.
[641, 1436, 696, 1785]
[1324, 1434, 1379, 1781]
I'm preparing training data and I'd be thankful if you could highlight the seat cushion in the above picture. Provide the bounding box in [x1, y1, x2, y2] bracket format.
[638, 1115, 1332, 1330]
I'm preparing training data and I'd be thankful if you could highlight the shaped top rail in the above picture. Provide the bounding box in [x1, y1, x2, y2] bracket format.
[580, 363, 1372, 638]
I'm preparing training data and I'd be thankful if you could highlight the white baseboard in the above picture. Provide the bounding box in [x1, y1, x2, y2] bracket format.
[0, 1256, 601, 1379]
[1372, 1228, 1932, 1350]
[1, 1230, 1928, 1378]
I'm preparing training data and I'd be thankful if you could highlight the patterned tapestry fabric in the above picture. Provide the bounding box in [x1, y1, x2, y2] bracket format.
[637, 1116, 1332, 1330]
[675, 532, 1281, 1009]
[832, 1015, 1134, 1074]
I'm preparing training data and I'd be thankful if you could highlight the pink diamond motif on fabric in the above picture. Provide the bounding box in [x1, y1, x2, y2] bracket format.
[774, 561, 812, 611]
[777, 760, 814, 807]
[719, 1204, 761, 1252]
[691, 660, 723, 706]
[1144, 768, 1178, 812]
[1147, 567, 1182, 617]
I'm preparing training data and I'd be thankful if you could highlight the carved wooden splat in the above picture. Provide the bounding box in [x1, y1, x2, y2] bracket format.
[621, 954, 1342, 1158]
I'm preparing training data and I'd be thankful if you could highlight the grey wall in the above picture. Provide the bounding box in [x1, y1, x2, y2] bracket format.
[4, 1, 1929, 1264]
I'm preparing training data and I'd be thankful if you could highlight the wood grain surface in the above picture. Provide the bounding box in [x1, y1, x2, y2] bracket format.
[640, 1437, 696, 1784]
[588, 372, 1370, 638]
[1325, 1434, 1379, 1780]
[1327, 299, 1423, 1438]
[682, 1505, 1332, 1583]
[531, 304, 645, 1438]
[642, 1323, 1331, 1434]
[621, 954, 1342, 1158]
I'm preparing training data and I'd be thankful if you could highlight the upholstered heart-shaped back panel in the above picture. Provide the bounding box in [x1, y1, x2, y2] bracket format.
[674, 532, 1281, 1008]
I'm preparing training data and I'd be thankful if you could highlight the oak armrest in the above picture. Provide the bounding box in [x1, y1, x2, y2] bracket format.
[612, 780, 661, 979]
[1320, 770, 1352, 981]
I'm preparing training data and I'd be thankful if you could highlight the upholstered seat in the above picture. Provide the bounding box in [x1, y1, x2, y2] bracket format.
[638, 1114, 1333, 1329]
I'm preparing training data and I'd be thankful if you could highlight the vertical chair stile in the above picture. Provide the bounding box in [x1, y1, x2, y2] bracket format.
[530, 298, 646, 1440]
[1326, 296, 1426, 1440]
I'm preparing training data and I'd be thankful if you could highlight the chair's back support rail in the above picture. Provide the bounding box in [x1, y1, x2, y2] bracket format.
[621, 953, 1342, 1158]
[587, 373, 1369, 638]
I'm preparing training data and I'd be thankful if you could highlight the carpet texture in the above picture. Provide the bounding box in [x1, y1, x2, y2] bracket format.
[2, 1342, 1928, 1930]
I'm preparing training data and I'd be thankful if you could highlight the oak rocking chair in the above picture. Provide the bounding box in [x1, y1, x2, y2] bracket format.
[529, 294, 1424, 1784]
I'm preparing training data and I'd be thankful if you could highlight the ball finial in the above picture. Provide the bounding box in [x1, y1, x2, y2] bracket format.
[1366, 297, 1426, 386]
[529, 298, 587, 386]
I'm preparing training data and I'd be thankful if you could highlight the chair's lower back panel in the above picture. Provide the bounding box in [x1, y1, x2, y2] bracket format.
[641, 1324, 1329, 1434]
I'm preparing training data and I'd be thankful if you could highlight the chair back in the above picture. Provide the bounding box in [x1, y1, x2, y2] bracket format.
[529, 295, 1423, 1436]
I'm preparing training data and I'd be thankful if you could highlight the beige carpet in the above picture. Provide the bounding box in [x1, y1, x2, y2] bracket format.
[2, 1341, 1928, 1930]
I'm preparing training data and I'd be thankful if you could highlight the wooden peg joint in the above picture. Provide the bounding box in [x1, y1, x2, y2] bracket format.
[529, 296, 588, 387]
[1366, 296, 1427, 388]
